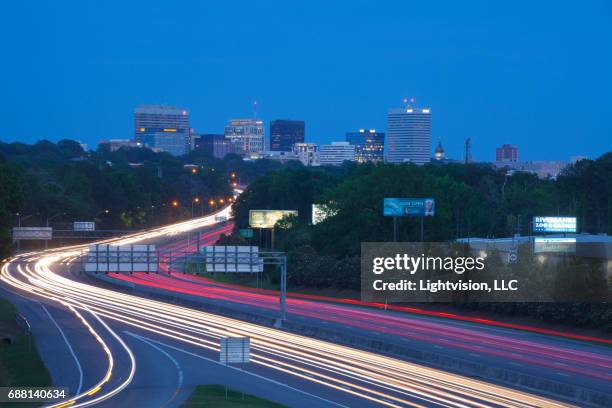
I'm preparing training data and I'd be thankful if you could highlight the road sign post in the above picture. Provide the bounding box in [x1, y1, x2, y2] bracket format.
[220, 336, 250, 400]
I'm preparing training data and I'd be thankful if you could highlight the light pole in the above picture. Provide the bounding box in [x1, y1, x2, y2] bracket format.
[16, 212, 39, 228]
[192, 197, 200, 218]
[14, 212, 39, 251]
[45, 212, 66, 249]
[46, 212, 66, 227]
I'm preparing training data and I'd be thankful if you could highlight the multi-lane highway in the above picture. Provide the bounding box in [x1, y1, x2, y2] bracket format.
[0, 207, 603, 407]
[108, 221, 612, 405]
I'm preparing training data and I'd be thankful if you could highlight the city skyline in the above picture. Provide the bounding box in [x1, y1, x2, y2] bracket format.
[1, 1, 611, 161]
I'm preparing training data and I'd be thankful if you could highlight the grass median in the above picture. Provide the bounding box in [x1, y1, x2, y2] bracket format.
[181, 384, 287, 407]
[0, 297, 51, 405]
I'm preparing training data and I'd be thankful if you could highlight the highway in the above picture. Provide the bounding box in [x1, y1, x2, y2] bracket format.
[109, 222, 612, 402]
[0, 206, 594, 407]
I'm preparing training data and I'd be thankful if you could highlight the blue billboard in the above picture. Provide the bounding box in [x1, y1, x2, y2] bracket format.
[532, 216, 577, 233]
[383, 198, 435, 217]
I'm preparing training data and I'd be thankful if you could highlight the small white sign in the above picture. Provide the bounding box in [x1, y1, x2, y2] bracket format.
[74, 221, 96, 231]
[220, 337, 250, 364]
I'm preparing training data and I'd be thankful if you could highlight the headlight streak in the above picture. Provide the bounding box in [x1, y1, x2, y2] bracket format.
[2, 263, 135, 408]
[0, 206, 574, 408]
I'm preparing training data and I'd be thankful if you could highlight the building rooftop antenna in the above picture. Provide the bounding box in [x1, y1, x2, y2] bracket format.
[253, 100, 258, 119]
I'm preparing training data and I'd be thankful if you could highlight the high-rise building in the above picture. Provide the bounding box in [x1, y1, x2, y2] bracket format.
[318, 142, 356, 166]
[193, 134, 226, 155]
[495, 144, 518, 163]
[224, 119, 265, 156]
[345, 129, 385, 162]
[134, 105, 191, 156]
[386, 106, 431, 165]
[269, 120, 305, 152]
[193, 134, 240, 158]
[292, 143, 319, 166]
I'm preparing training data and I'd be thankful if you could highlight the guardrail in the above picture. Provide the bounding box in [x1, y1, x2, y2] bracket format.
[15, 313, 32, 351]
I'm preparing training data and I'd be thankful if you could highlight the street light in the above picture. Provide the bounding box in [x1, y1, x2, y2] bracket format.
[16, 212, 39, 227]
[46, 212, 66, 227]
[192, 197, 200, 217]
[171, 200, 179, 208]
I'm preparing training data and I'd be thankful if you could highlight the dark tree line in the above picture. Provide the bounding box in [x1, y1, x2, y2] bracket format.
[0, 139, 286, 256]
[231, 154, 612, 330]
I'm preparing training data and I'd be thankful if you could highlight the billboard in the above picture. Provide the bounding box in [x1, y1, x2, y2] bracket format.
[85, 244, 158, 273]
[534, 237, 577, 254]
[249, 210, 298, 229]
[220, 337, 250, 364]
[383, 198, 435, 217]
[12, 227, 53, 240]
[73, 221, 96, 231]
[533, 216, 577, 233]
[201, 246, 263, 273]
[312, 204, 337, 225]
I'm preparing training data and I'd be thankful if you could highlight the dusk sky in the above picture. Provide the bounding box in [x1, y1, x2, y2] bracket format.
[1, 0, 610, 161]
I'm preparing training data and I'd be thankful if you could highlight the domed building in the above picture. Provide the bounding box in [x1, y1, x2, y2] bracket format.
[434, 140, 445, 161]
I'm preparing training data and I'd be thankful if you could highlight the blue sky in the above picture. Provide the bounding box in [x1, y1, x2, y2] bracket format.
[1, 0, 610, 161]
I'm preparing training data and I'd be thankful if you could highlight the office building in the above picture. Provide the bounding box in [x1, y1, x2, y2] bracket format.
[345, 129, 385, 162]
[192, 134, 239, 159]
[134, 105, 191, 156]
[318, 142, 355, 166]
[269, 120, 305, 152]
[99, 139, 139, 152]
[224, 119, 265, 156]
[386, 106, 431, 165]
[496, 144, 518, 163]
[261, 151, 301, 164]
[193, 134, 225, 155]
[292, 143, 319, 166]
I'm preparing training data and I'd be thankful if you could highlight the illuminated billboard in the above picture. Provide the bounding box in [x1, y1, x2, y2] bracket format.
[533, 216, 576, 233]
[249, 210, 298, 229]
[534, 237, 576, 254]
[383, 198, 435, 217]
[312, 204, 338, 225]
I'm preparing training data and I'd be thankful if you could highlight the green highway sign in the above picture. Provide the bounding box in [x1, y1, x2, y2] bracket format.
[239, 228, 254, 238]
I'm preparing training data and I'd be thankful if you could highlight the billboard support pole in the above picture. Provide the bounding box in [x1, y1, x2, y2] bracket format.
[420, 216, 424, 242]
[392, 217, 398, 242]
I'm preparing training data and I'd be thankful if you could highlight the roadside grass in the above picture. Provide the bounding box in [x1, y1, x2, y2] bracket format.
[181, 384, 287, 407]
[0, 297, 51, 407]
